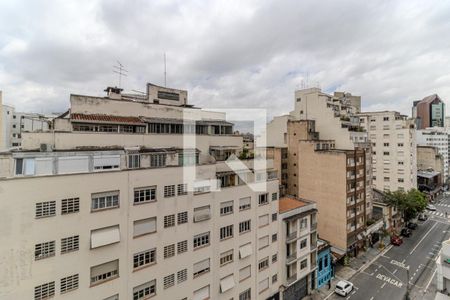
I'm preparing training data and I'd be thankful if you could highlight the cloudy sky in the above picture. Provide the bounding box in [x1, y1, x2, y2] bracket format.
[1, 0, 450, 119]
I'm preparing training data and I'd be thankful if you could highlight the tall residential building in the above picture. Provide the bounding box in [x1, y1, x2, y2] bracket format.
[416, 127, 449, 180]
[1, 96, 52, 149]
[412, 94, 445, 129]
[267, 88, 373, 257]
[357, 111, 417, 192]
[0, 83, 283, 300]
[278, 196, 318, 300]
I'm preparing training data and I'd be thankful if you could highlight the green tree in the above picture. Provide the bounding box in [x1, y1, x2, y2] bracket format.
[384, 189, 427, 223]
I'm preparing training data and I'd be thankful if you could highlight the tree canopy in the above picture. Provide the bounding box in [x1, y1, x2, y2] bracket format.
[384, 189, 427, 222]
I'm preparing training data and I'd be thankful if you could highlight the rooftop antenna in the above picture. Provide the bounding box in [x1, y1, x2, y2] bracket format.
[164, 53, 167, 87]
[113, 61, 128, 88]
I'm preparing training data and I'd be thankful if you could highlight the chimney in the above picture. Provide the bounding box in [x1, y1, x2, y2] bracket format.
[104, 86, 123, 100]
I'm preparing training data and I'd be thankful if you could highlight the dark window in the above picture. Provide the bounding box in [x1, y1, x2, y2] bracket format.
[158, 91, 180, 101]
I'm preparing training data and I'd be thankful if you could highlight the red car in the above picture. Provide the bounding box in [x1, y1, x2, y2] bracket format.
[391, 235, 403, 246]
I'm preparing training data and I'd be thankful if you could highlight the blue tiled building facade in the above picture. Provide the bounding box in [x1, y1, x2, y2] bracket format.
[317, 243, 333, 288]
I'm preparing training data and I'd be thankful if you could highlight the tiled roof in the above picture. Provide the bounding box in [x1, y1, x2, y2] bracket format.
[279, 195, 309, 213]
[71, 113, 145, 124]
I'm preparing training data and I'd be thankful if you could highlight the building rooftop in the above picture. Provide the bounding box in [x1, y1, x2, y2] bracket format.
[279, 195, 310, 213]
[71, 113, 145, 124]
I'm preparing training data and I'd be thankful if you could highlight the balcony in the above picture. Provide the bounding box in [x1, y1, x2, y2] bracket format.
[287, 273, 298, 285]
[311, 222, 317, 231]
[310, 243, 317, 251]
[286, 252, 297, 264]
[286, 231, 297, 243]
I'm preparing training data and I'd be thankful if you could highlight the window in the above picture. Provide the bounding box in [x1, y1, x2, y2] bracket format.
[34, 281, 55, 300]
[177, 269, 188, 283]
[134, 186, 156, 204]
[383, 143, 389, 147]
[259, 214, 269, 227]
[150, 153, 166, 167]
[272, 253, 278, 263]
[163, 274, 175, 289]
[193, 285, 210, 300]
[35, 201, 56, 218]
[239, 197, 251, 211]
[383, 151, 390, 156]
[239, 243, 253, 259]
[398, 178, 404, 183]
[91, 191, 119, 211]
[128, 154, 141, 169]
[60, 274, 78, 294]
[177, 240, 188, 254]
[133, 280, 156, 300]
[220, 200, 234, 216]
[220, 224, 233, 240]
[259, 235, 269, 249]
[177, 211, 188, 224]
[104, 294, 119, 300]
[383, 116, 389, 121]
[61, 198, 80, 214]
[300, 259, 308, 269]
[93, 155, 120, 170]
[193, 232, 210, 249]
[300, 218, 308, 230]
[300, 239, 307, 249]
[164, 214, 175, 228]
[258, 257, 269, 271]
[239, 265, 251, 282]
[272, 192, 278, 201]
[272, 213, 278, 221]
[61, 235, 79, 254]
[177, 183, 188, 195]
[90, 260, 119, 285]
[193, 258, 210, 277]
[194, 205, 211, 222]
[35, 241, 55, 260]
[239, 288, 251, 300]
[164, 185, 175, 197]
[239, 220, 251, 234]
[220, 249, 234, 266]
[272, 233, 278, 242]
[133, 217, 157, 237]
[220, 274, 235, 293]
[258, 278, 269, 294]
[398, 143, 404, 147]
[164, 244, 175, 258]
[15, 158, 24, 175]
[133, 248, 156, 269]
[91, 225, 120, 249]
[272, 274, 278, 284]
[258, 193, 269, 205]
[398, 161, 404, 165]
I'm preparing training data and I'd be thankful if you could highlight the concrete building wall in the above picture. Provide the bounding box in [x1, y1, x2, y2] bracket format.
[358, 111, 417, 192]
[296, 142, 347, 251]
[266, 115, 292, 148]
[0, 91, 3, 150]
[417, 146, 445, 175]
[416, 128, 449, 180]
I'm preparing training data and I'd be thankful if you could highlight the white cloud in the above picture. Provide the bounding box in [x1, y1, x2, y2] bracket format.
[0, 0, 449, 119]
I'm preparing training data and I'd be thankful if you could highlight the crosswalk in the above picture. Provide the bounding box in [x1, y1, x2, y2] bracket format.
[428, 210, 449, 218]
[437, 203, 450, 207]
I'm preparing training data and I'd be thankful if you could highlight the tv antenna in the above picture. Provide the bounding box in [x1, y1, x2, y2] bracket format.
[113, 61, 128, 88]
[164, 53, 167, 87]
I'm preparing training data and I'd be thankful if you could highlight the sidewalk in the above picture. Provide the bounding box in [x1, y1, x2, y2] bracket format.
[304, 237, 391, 300]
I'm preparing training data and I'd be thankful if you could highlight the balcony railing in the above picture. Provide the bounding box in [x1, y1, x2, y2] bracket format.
[286, 231, 297, 243]
[287, 273, 298, 285]
[311, 223, 317, 231]
[310, 243, 317, 251]
[286, 252, 297, 264]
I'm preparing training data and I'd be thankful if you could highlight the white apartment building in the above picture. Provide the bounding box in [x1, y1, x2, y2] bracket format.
[0, 84, 283, 300]
[0, 92, 52, 149]
[358, 111, 417, 192]
[278, 196, 317, 300]
[436, 239, 450, 298]
[416, 127, 449, 180]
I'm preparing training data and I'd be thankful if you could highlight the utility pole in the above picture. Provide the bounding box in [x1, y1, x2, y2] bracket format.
[405, 266, 410, 300]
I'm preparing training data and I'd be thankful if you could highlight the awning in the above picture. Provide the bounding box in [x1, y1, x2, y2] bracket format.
[239, 244, 253, 259]
[220, 275, 235, 293]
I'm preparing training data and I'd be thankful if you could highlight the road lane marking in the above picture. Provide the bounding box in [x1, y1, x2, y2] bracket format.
[410, 222, 438, 255]
[369, 297, 374, 300]
[376, 273, 404, 288]
[381, 282, 387, 289]
[390, 259, 409, 269]
[425, 269, 437, 291]
[393, 269, 397, 274]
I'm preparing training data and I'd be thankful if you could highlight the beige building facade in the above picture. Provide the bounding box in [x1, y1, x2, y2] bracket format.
[0, 84, 284, 300]
[417, 145, 445, 175]
[358, 111, 417, 192]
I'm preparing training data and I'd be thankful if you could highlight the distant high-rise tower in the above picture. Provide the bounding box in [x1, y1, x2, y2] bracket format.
[412, 94, 445, 129]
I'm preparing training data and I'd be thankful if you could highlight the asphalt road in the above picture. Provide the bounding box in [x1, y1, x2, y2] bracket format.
[328, 194, 450, 300]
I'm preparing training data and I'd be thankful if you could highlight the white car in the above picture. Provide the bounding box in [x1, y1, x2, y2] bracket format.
[335, 280, 354, 297]
[426, 204, 437, 211]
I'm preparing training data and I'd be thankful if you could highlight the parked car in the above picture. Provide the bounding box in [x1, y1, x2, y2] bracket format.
[418, 213, 428, 221]
[407, 222, 418, 230]
[401, 228, 412, 237]
[335, 280, 354, 297]
[426, 204, 437, 211]
[391, 235, 403, 246]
